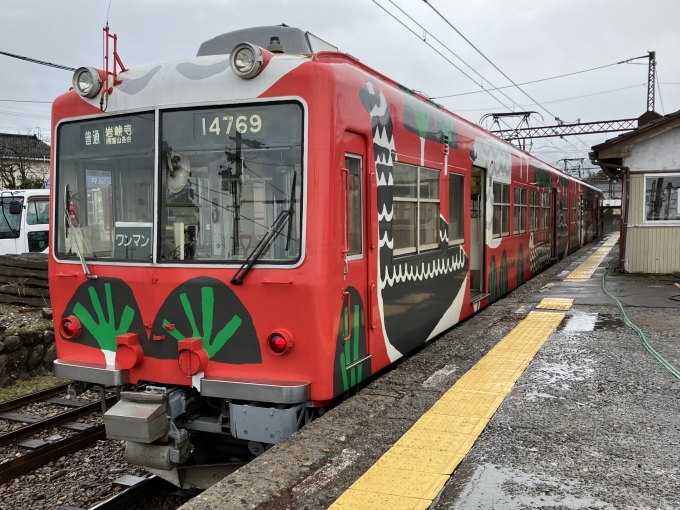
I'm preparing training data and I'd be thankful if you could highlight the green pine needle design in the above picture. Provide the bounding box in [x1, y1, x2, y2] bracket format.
[339, 303, 362, 392]
[72, 283, 134, 352]
[163, 286, 242, 359]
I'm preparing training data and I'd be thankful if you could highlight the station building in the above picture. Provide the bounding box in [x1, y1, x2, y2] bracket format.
[590, 109, 680, 274]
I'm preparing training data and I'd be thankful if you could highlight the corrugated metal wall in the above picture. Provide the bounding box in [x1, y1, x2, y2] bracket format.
[625, 174, 680, 273]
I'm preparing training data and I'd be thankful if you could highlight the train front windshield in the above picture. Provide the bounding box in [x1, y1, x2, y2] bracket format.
[55, 102, 303, 264]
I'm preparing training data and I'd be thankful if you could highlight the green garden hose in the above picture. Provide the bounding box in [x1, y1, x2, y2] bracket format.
[602, 262, 680, 380]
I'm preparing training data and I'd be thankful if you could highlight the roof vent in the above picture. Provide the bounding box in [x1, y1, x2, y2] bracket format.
[267, 36, 285, 53]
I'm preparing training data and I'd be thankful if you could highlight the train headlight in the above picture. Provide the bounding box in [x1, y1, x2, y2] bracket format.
[72, 67, 103, 99]
[230, 43, 264, 79]
[60, 315, 82, 339]
[267, 331, 293, 355]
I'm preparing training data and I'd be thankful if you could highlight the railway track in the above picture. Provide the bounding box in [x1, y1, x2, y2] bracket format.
[84, 475, 171, 510]
[0, 384, 117, 484]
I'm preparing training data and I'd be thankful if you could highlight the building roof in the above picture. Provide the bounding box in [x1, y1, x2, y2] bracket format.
[591, 109, 680, 154]
[0, 133, 51, 160]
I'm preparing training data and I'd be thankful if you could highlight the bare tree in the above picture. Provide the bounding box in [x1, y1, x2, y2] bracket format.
[0, 129, 50, 189]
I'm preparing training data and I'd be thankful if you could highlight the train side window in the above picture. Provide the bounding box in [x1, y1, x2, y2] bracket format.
[541, 191, 550, 230]
[513, 186, 527, 234]
[448, 173, 464, 245]
[530, 190, 539, 232]
[393, 162, 440, 255]
[419, 168, 440, 251]
[345, 154, 363, 259]
[492, 181, 510, 238]
[393, 163, 418, 254]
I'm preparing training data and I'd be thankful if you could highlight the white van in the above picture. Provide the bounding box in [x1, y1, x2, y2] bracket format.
[0, 189, 50, 254]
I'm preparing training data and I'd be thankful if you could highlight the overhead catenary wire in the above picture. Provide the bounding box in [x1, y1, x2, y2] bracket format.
[0, 99, 52, 104]
[655, 69, 665, 115]
[383, 0, 527, 113]
[0, 50, 75, 72]
[422, 0, 595, 154]
[454, 83, 646, 113]
[432, 58, 650, 99]
[369, 0, 574, 160]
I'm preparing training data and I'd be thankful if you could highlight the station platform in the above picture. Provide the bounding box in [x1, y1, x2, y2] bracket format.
[180, 235, 680, 510]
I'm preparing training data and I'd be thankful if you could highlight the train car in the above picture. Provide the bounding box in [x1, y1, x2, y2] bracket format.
[49, 25, 600, 486]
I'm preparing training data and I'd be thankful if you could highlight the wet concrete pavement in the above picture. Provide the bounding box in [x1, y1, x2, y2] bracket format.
[179, 237, 680, 510]
[433, 245, 680, 509]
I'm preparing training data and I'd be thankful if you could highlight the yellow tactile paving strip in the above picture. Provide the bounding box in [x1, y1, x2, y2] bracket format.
[565, 234, 619, 281]
[536, 298, 574, 311]
[329, 310, 565, 510]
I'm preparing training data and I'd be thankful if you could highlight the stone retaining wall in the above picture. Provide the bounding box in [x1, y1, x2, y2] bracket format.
[0, 324, 55, 386]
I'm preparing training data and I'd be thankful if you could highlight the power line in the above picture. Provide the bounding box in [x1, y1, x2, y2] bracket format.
[0, 50, 76, 72]
[453, 83, 646, 113]
[369, 0, 507, 108]
[383, 0, 525, 112]
[423, 0, 591, 155]
[432, 58, 649, 99]
[0, 110, 50, 120]
[0, 99, 52, 104]
[370, 0, 573, 159]
[656, 69, 665, 115]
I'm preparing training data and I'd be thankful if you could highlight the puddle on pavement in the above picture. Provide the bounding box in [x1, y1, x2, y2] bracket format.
[593, 315, 625, 330]
[559, 312, 598, 332]
[529, 359, 594, 387]
[557, 312, 625, 332]
[435, 461, 611, 509]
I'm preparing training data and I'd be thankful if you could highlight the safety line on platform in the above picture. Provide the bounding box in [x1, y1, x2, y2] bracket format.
[564, 233, 619, 281]
[329, 310, 565, 510]
[536, 297, 574, 310]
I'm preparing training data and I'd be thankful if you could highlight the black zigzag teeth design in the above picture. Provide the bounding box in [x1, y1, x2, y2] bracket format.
[380, 247, 468, 289]
[471, 138, 512, 180]
[378, 203, 393, 221]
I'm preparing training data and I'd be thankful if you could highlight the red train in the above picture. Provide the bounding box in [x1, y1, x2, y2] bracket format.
[50, 26, 600, 486]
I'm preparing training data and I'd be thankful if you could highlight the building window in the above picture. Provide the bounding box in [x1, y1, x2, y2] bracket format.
[541, 191, 550, 231]
[492, 181, 510, 238]
[530, 189, 539, 232]
[393, 162, 440, 255]
[448, 173, 464, 244]
[644, 173, 680, 223]
[513, 186, 527, 234]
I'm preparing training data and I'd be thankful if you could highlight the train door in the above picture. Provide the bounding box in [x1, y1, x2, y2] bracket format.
[470, 166, 485, 298]
[579, 194, 584, 245]
[551, 188, 558, 259]
[341, 132, 371, 385]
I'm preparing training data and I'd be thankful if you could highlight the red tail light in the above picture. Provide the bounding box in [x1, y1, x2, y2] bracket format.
[60, 316, 82, 339]
[267, 331, 293, 355]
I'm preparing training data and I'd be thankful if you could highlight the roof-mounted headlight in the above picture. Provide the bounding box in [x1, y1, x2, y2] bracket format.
[72, 67, 103, 99]
[230, 43, 264, 79]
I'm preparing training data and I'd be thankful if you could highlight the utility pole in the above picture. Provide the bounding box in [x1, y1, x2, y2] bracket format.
[647, 51, 656, 112]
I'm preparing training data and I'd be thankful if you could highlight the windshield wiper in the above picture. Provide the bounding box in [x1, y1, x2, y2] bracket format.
[231, 172, 296, 286]
[63, 186, 96, 279]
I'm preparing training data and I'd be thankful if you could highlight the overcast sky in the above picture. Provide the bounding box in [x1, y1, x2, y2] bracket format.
[1, 0, 678, 168]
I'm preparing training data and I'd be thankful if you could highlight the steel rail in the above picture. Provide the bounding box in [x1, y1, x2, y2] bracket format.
[0, 424, 105, 484]
[0, 384, 71, 413]
[0, 396, 117, 446]
[88, 475, 170, 510]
